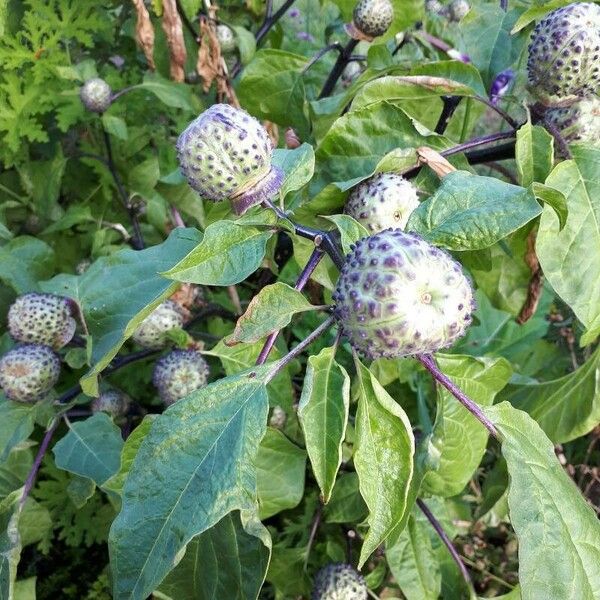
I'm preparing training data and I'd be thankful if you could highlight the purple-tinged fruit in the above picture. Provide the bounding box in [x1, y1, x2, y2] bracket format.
[152, 349, 209, 405]
[217, 24, 237, 54]
[344, 173, 419, 234]
[0, 344, 61, 402]
[312, 563, 367, 600]
[132, 300, 186, 350]
[80, 78, 112, 113]
[527, 2, 600, 106]
[352, 0, 394, 38]
[545, 97, 600, 143]
[8, 293, 76, 350]
[176, 104, 283, 215]
[91, 389, 131, 418]
[332, 229, 475, 359]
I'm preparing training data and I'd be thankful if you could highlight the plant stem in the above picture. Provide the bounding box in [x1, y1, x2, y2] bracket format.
[417, 498, 476, 597]
[303, 501, 323, 570]
[19, 419, 60, 510]
[417, 354, 499, 438]
[101, 127, 144, 250]
[256, 247, 325, 365]
[302, 42, 343, 74]
[319, 38, 359, 99]
[464, 140, 516, 164]
[441, 129, 516, 158]
[266, 316, 335, 381]
[435, 96, 462, 134]
[256, 0, 296, 45]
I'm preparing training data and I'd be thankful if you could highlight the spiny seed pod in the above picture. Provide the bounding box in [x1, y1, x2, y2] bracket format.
[527, 2, 600, 107]
[312, 563, 367, 600]
[332, 229, 475, 359]
[545, 97, 600, 143]
[0, 344, 61, 402]
[425, 0, 444, 15]
[352, 0, 394, 38]
[447, 0, 470, 21]
[152, 349, 209, 406]
[91, 389, 131, 419]
[8, 293, 77, 350]
[80, 78, 112, 113]
[216, 24, 237, 54]
[132, 300, 186, 350]
[344, 173, 420, 234]
[176, 104, 283, 215]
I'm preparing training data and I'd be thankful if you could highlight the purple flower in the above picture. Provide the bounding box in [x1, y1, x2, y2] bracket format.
[288, 8, 300, 18]
[490, 69, 515, 105]
[296, 31, 315, 42]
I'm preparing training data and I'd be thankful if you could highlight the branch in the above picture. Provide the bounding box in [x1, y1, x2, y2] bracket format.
[301, 42, 343, 75]
[435, 96, 462, 134]
[441, 129, 516, 158]
[319, 38, 359, 99]
[256, 0, 296, 45]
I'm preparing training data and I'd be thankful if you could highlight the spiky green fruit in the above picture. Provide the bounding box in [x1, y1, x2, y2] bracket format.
[217, 24, 237, 54]
[352, 0, 394, 38]
[91, 389, 131, 418]
[0, 344, 61, 402]
[545, 97, 600, 143]
[312, 563, 367, 600]
[152, 349, 209, 405]
[527, 2, 600, 106]
[176, 104, 283, 215]
[332, 229, 475, 359]
[448, 0, 470, 21]
[80, 78, 112, 113]
[344, 173, 420, 234]
[132, 300, 186, 350]
[8, 293, 76, 350]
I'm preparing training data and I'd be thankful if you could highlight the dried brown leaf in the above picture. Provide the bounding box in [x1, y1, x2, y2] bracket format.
[132, 0, 156, 69]
[416, 146, 456, 177]
[162, 0, 187, 82]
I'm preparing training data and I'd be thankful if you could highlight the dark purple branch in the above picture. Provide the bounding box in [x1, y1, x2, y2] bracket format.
[417, 498, 475, 594]
[464, 140, 516, 164]
[256, 0, 296, 45]
[417, 354, 499, 438]
[435, 96, 462, 134]
[302, 43, 343, 75]
[256, 248, 325, 365]
[441, 129, 516, 158]
[19, 419, 60, 510]
[319, 38, 359, 99]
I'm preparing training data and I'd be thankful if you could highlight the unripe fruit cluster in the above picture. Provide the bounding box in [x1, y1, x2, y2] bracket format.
[312, 563, 367, 600]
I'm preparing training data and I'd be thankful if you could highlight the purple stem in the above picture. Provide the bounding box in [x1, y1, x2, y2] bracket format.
[417, 498, 475, 595]
[417, 354, 499, 438]
[256, 247, 325, 365]
[441, 129, 516, 158]
[19, 419, 60, 510]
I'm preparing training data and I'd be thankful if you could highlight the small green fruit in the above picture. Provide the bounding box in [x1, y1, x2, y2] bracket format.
[332, 229, 475, 359]
[352, 0, 394, 38]
[177, 104, 283, 215]
[0, 344, 61, 402]
[132, 300, 186, 350]
[545, 97, 600, 143]
[8, 292, 77, 350]
[447, 0, 470, 21]
[91, 389, 131, 418]
[152, 349, 209, 405]
[312, 563, 367, 600]
[344, 173, 419, 234]
[80, 78, 112, 113]
[217, 24, 237, 54]
[527, 2, 600, 106]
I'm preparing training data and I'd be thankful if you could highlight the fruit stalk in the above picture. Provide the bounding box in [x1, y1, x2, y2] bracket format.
[417, 354, 499, 437]
[417, 498, 476, 598]
[319, 38, 360, 99]
[256, 0, 297, 45]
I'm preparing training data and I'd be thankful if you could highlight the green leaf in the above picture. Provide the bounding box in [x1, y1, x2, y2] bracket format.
[108, 368, 270, 600]
[101, 114, 128, 140]
[502, 346, 600, 444]
[231, 26, 257, 65]
[13, 577, 36, 600]
[515, 123, 554, 187]
[255, 428, 307, 519]
[163, 220, 274, 286]
[0, 448, 31, 499]
[227, 283, 315, 345]
[0, 236, 54, 293]
[53, 413, 124, 487]
[530, 181, 567, 230]
[156, 511, 270, 600]
[321, 214, 368, 255]
[323, 472, 368, 524]
[408, 171, 542, 250]
[42, 227, 201, 396]
[353, 359, 415, 566]
[272, 143, 315, 202]
[298, 346, 350, 503]
[421, 354, 512, 498]
[0, 490, 22, 599]
[0, 401, 38, 463]
[238, 50, 310, 139]
[536, 146, 600, 338]
[386, 511, 441, 600]
[485, 402, 600, 600]
[511, 0, 570, 33]
[135, 72, 195, 111]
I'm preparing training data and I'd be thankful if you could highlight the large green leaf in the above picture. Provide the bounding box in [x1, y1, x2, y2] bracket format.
[536, 146, 600, 341]
[163, 219, 274, 286]
[298, 346, 350, 503]
[422, 354, 512, 498]
[108, 368, 270, 600]
[156, 511, 270, 600]
[272, 144, 315, 202]
[323, 472, 368, 524]
[0, 449, 31, 500]
[134, 72, 195, 111]
[485, 402, 600, 600]
[502, 346, 600, 444]
[42, 228, 201, 396]
[353, 359, 415, 566]
[0, 490, 21, 600]
[386, 510, 441, 600]
[408, 171, 542, 250]
[53, 413, 124, 487]
[515, 123, 554, 187]
[255, 428, 306, 519]
[0, 237, 54, 293]
[0, 401, 40, 463]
